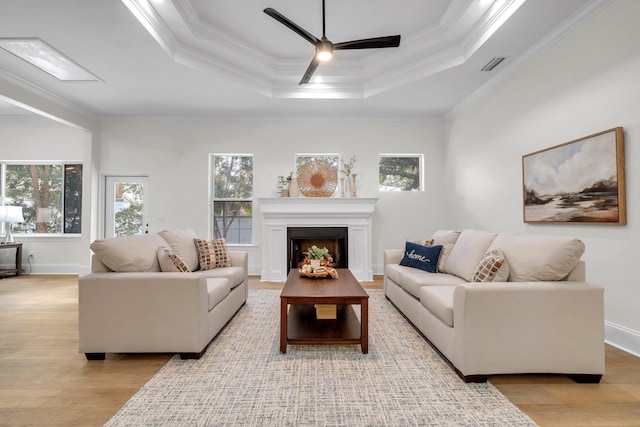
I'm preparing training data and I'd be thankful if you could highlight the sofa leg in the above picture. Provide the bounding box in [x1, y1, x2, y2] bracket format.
[85, 353, 106, 360]
[457, 371, 489, 383]
[180, 348, 207, 360]
[568, 374, 602, 383]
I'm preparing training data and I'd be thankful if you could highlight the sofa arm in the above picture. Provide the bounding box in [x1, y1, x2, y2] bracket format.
[228, 251, 248, 271]
[384, 249, 404, 266]
[78, 272, 209, 353]
[452, 281, 605, 377]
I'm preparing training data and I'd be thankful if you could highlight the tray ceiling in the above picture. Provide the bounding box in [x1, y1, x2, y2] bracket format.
[0, 0, 610, 118]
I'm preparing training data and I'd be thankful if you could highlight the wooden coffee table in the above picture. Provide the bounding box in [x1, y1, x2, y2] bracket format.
[280, 268, 369, 354]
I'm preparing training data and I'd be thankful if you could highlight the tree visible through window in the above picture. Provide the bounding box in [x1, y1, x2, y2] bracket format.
[1, 163, 82, 234]
[114, 182, 143, 237]
[379, 155, 423, 191]
[212, 154, 253, 244]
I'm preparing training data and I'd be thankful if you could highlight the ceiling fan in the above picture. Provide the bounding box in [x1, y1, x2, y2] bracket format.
[264, 0, 401, 85]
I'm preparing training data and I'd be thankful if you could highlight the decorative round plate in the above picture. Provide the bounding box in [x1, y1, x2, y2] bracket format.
[297, 160, 338, 197]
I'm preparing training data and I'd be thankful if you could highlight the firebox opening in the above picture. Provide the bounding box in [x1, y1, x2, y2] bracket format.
[287, 227, 348, 272]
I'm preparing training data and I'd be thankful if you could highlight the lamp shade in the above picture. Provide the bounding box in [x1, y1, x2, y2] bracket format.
[0, 206, 25, 223]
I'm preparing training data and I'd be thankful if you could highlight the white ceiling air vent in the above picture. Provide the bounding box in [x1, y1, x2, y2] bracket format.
[481, 57, 505, 71]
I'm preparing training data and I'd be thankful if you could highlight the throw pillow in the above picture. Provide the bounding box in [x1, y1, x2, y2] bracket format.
[472, 249, 509, 283]
[158, 229, 200, 271]
[399, 241, 443, 273]
[194, 238, 231, 270]
[157, 247, 191, 273]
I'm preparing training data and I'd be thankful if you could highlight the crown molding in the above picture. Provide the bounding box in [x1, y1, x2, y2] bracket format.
[0, 67, 98, 129]
[121, 0, 543, 99]
[447, 0, 613, 119]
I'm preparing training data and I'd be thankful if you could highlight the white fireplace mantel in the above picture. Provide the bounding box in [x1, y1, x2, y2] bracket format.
[258, 197, 378, 282]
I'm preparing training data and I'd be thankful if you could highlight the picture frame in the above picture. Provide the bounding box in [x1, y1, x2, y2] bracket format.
[522, 127, 626, 224]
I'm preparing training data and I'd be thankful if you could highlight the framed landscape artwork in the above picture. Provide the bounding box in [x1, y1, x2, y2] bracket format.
[522, 127, 626, 224]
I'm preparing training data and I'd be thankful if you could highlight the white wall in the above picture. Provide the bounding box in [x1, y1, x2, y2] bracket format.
[0, 116, 93, 273]
[445, 0, 640, 355]
[98, 118, 447, 275]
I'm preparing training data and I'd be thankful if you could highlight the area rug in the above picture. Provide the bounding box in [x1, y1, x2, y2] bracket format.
[105, 290, 536, 426]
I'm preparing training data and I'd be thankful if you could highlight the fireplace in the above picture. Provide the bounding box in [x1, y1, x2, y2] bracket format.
[287, 227, 348, 271]
[258, 197, 377, 281]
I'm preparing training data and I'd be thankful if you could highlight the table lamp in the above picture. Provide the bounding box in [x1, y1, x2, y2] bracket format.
[0, 206, 25, 244]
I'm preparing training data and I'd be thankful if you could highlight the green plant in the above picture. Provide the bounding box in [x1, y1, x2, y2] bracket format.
[307, 245, 329, 260]
[284, 171, 293, 185]
[341, 156, 356, 176]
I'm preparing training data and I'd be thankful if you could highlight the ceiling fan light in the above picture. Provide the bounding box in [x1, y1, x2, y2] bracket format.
[316, 40, 333, 61]
[316, 51, 332, 61]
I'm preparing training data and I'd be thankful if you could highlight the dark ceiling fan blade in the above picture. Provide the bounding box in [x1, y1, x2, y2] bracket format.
[299, 57, 320, 85]
[264, 8, 320, 46]
[334, 35, 401, 50]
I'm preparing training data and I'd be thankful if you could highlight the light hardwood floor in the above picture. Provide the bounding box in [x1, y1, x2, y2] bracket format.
[1, 275, 639, 426]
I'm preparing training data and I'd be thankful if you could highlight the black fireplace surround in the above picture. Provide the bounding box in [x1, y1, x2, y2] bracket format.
[287, 227, 348, 272]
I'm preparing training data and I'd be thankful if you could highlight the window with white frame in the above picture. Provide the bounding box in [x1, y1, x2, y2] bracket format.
[0, 162, 83, 234]
[211, 154, 253, 244]
[295, 153, 340, 172]
[378, 154, 423, 191]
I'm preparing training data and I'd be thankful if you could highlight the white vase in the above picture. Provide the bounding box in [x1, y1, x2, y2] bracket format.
[288, 177, 300, 197]
[339, 177, 346, 197]
[344, 175, 351, 197]
[310, 259, 320, 269]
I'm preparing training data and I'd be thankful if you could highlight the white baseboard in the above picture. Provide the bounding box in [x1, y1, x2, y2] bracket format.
[605, 321, 640, 357]
[17, 263, 87, 275]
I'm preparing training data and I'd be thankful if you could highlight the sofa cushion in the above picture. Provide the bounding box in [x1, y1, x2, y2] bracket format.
[157, 247, 191, 273]
[90, 234, 167, 272]
[159, 229, 200, 271]
[489, 233, 585, 281]
[472, 249, 509, 282]
[206, 278, 231, 311]
[430, 230, 461, 273]
[444, 230, 497, 281]
[199, 266, 245, 288]
[419, 286, 456, 327]
[386, 264, 466, 299]
[194, 238, 231, 270]
[399, 242, 442, 273]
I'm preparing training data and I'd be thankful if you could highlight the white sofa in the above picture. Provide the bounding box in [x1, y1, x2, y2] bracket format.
[384, 229, 604, 383]
[79, 230, 248, 360]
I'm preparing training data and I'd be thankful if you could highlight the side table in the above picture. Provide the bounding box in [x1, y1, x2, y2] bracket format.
[0, 243, 22, 277]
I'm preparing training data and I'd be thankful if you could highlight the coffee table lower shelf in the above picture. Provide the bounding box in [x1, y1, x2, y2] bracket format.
[279, 269, 369, 354]
[286, 304, 362, 347]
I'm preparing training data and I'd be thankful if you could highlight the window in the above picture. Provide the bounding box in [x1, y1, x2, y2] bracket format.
[0, 162, 83, 234]
[295, 154, 340, 172]
[212, 154, 253, 244]
[379, 154, 423, 191]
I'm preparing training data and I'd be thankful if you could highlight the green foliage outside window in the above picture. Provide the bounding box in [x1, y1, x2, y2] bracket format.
[2, 163, 83, 234]
[114, 182, 143, 237]
[379, 155, 423, 191]
[5, 164, 62, 233]
[213, 155, 253, 243]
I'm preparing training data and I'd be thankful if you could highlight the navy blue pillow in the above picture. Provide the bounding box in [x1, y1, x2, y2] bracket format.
[399, 242, 443, 273]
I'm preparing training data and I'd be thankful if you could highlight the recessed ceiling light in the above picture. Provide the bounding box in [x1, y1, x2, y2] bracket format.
[0, 38, 101, 81]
